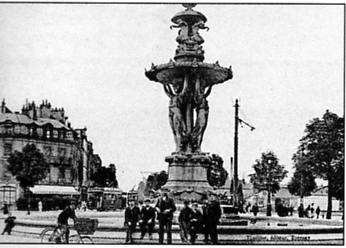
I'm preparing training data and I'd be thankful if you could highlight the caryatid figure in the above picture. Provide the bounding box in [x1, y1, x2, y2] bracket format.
[163, 75, 189, 153]
[192, 75, 212, 153]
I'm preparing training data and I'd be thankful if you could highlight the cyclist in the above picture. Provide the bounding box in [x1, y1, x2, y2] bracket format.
[50, 200, 77, 243]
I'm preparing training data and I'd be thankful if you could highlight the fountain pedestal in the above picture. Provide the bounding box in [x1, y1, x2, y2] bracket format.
[164, 154, 213, 201]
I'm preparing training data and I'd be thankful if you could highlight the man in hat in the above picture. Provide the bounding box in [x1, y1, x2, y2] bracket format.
[139, 198, 156, 240]
[1, 212, 16, 235]
[205, 194, 221, 244]
[124, 200, 140, 244]
[51, 200, 77, 243]
[178, 200, 193, 243]
[189, 202, 202, 244]
[155, 187, 176, 244]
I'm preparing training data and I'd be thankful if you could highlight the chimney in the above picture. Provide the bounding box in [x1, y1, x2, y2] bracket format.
[1, 99, 5, 113]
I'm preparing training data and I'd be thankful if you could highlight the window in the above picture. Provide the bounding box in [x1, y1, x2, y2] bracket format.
[4, 126, 12, 135]
[44, 146, 52, 157]
[37, 127, 43, 137]
[0, 186, 16, 205]
[53, 130, 58, 139]
[21, 126, 28, 135]
[58, 148, 66, 157]
[59, 168, 65, 179]
[4, 143, 12, 156]
[14, 125, 20, 134]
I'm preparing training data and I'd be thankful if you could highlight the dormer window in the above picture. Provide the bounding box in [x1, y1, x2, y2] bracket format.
[4, 123, 12, 134]
[3, 143, 12, 156]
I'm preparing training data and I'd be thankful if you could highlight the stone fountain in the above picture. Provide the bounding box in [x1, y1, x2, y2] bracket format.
[145, 4, 232, 201]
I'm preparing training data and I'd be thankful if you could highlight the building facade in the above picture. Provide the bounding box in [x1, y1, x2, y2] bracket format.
[0, 99, 101, 207]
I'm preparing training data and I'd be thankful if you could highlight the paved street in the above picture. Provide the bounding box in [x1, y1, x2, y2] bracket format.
[0, 220, 38, 243]
[0, 209, 342, 244]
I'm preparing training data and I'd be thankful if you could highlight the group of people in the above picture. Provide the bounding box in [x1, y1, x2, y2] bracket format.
[124, 189, 222, 244]
[298, 203, 321, 219]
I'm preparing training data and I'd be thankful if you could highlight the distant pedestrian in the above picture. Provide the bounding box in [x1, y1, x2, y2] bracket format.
[205, 195, 222, 245]
[252, 203, 259, 217]
[305, 205, 311, 218]
[245, 202, 251, 212]
[178, 200, 193, 243]
[81, 201, 87, 212]
[1, 212, 16, 235]
[316, 206, 321, 219]
[139, 198, 156, 240]
[124, 200, 140, 244]
[298, 203, 304, 218]
[38, 201, 43, 212]
[1, 202, 9, 215]
[155, 188, 176, 244]
[310, 203, 315, 218]
[189, 202, 202, 244]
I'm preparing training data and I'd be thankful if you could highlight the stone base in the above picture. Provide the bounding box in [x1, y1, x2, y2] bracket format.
[164, 153, 213, 202]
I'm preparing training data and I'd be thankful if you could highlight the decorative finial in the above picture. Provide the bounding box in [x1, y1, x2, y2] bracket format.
[182, 3, 197, 10]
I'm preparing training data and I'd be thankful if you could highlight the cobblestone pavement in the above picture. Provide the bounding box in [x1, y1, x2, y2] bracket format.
[0, 209, 342, 244]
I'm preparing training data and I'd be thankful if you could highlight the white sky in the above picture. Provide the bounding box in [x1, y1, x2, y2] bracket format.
[0, 3, 344, 191]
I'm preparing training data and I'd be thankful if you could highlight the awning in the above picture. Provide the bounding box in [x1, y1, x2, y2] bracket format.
[30, 185, 80, 195]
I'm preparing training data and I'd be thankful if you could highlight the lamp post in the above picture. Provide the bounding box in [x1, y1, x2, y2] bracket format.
[266, 158, 273, 217]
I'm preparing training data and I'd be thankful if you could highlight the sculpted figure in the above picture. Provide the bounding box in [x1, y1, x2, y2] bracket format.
[164, 75, 189, 153]
[170, 20, 189, 44]
[191, 20, 209, 45]
[192, 75, 212, 153]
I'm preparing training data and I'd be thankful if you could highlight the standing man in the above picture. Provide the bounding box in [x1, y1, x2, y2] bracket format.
[252, 202, 259, 217]
[139, 198, 156, 240]
[202, 199, 210, 244]
[189, 202, 202, 244]
[124, 200, 140, 244]
[316, 206, 321, 219]
[298, 203, 304, 218]
[155, 188, 176, 244]
[178, 200, 192, 243]
[38, 201, 43, 212]
[1, 202, 9, 216]
[311, 203, 315, 218]
[206, 194, 222, 245]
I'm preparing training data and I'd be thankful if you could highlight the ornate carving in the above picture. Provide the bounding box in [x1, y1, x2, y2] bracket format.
[164, 75, 189, 153]
[192, 75, 212, 153]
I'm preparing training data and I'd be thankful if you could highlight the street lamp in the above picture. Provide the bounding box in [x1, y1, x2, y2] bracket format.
[266, 158, 273, 217]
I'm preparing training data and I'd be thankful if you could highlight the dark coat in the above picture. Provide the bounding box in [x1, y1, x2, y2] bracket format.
[140, 206, 156, 223]
[155, 197, 176, 221]
[190, 209, 202, 230]
[178, 206, 193, 223]
[58, 207, 76, 225]
[252, 204, 259, 214]
[125, 206, 140, 225]
[1, 205, 9, 215]
[206, 201, 222, 224]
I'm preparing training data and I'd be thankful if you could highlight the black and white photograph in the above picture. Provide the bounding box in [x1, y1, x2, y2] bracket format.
[0, 1, 344, 245]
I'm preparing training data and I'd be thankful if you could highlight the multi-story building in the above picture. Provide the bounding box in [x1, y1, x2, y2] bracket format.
[0, 99, 101, 207]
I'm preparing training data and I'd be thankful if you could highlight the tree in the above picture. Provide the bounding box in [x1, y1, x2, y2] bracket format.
[296, 110, 344, 219]
[144, 170, 168, 194]
[249, 151, 288, 216]
[91, 165, 119, 188]
[288, 150, 317, 201]
[7, 144, 50, 215]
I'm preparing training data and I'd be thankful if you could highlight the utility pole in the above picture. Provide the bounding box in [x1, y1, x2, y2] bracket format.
[233, 99, 239, 208]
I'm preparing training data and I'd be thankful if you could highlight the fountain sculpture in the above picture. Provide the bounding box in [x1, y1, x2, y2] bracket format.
[145, 4, 233, 200]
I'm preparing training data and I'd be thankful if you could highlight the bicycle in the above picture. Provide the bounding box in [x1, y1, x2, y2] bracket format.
[40, 218, 99, 244]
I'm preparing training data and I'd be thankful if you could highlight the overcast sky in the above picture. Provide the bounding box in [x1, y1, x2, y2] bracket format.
[0, 3, 344, 191]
